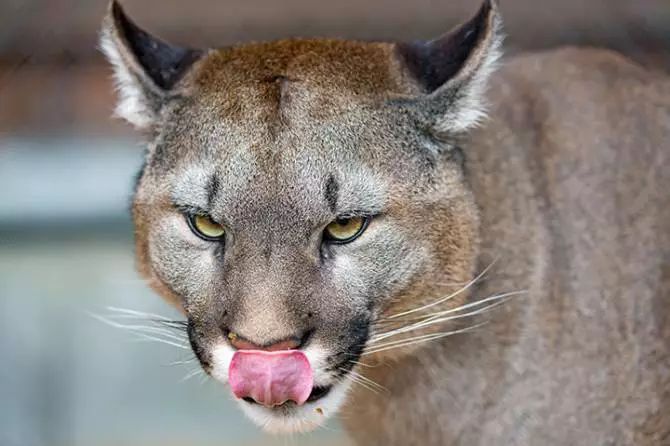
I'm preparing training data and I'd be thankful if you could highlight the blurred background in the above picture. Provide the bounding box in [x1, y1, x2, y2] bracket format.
[0, 1, 668, 445]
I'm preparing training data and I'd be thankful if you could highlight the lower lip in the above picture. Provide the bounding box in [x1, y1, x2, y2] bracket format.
[242, 385, 332, 407]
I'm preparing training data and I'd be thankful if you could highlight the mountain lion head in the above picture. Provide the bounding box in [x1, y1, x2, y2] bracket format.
[101, 0, 502, 433]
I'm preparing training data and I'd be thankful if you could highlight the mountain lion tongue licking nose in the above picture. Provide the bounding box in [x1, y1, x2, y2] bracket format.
[228, 350, 314, 407]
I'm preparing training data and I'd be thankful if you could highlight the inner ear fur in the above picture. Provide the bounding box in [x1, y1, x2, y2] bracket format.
[100, 0, 203, 128]
[395, 0, 503, 133]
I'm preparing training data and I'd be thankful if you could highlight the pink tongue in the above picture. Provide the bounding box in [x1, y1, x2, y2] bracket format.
[229, 350, 313, 407]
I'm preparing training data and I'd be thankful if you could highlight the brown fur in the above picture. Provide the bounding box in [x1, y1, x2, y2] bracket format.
[102, 1, 670, 443]
[343, 48, 670, 445]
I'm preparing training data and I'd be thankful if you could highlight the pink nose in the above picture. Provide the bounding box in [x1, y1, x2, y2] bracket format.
[228, 349, 314, 407]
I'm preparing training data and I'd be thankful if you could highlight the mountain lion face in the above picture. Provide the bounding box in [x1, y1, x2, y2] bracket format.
[102, 0, 500, 433]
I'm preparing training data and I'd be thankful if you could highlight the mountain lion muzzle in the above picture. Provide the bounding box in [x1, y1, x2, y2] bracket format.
[101, 0, 670, 443]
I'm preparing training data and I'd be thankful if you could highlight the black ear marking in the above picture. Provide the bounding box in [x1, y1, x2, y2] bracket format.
[396, 0, 496, 93]
[110, 0, 203, 90]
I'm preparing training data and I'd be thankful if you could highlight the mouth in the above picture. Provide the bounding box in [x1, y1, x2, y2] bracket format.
[206, 341, 358, 433]
[305, 384, 332, 402]
[241, 384, 333, 407]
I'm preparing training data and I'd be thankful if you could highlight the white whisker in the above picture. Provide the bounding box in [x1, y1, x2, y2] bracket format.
[117, 325, 187, 341]
[407, 290, 526, 322]
[369, 330, 466, 350]
[341, 370, 382, 395]
[105, 306, 176, 321]
[198, 373, 210, 386]
[363, 323, 486, 356]
[91, 314, 188, 341]
[181, 368, 205, 382]
[370, 302, 499, 344]
[386, 257, 499, 319]
[127, 332, 190, 349]
[347, 369, 388, 393]
[90, 312, 190, 349]
[168, 358, 197, 366]
[349, 360, 377, 369]
[370, 290, 525, 344]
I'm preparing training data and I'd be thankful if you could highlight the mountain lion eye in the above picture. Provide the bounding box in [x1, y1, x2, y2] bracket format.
[187, 214, 225, 241]
[323, 216, 369, 244]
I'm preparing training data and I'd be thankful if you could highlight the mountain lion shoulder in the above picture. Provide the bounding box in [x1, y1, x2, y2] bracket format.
[101, 0, 670, 444]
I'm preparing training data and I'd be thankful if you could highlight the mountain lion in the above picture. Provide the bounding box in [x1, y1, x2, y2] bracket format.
[101, 0, 670, 444]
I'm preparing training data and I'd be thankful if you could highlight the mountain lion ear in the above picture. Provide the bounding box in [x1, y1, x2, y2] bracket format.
[395, 0, 502, 133]
[99, 0, 204, 129]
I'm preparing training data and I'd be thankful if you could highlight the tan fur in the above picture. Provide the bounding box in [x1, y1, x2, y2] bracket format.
[102, 1, 670, 443]
[343, 48, 670, 445]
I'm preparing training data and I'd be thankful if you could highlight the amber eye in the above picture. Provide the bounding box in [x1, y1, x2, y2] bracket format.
[187, 214, 225, 241]
[323, 216, 369, 244]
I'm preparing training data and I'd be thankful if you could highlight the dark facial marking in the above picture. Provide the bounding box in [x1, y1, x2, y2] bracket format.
[131, 157, 147, 197]
[187, 320, 212, 370]
[324, 175, 339, 213]
[326, 316, 370, 378]
[206, 174, 220, 210]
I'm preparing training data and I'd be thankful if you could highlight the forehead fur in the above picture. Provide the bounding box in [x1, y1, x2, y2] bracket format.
[138, 37, 459, 227]
[191, 39, 411, 122]
[141, 38, 430, 210]
[197, 38, 404, 94]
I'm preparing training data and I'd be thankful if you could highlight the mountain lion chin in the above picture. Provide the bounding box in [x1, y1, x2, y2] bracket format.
[236, 381, 353, 434]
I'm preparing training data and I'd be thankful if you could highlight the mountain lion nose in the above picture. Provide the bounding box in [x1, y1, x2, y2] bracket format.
[226, 330, 307, 351]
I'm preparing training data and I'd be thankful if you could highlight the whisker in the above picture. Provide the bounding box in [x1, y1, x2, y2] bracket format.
[318, 423, 336, 433]
[369, 302, 499, 344]
[105, 306, 176, 321]
[405, 290, 526, 322]
[127, 333, 190, 350]
[153, 320, 189, 332]
[104, 314, 187, 329]
[385, 257, 499, 320]
[369, 290, 525, 344]
[341, 370, 382, 395]
[349, 360, 377, 369]
[92, 316, 189, 342]
[347, 369, 388, 393]
[119, 324, 187, 340]
[168, 358, 197, 366]
[369, 330, 464, 350]
[181, 368, 205, 382]
[104, 308, 188, 330]
[90, 312, 190, 349]
[363, 323, 486, 356]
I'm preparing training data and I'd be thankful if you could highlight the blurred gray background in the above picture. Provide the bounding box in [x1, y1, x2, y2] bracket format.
[1, 1, 668, 446]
